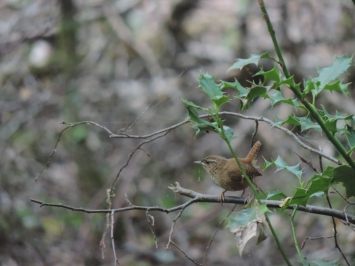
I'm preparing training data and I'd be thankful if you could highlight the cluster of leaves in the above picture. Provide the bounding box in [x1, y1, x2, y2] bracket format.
[183, 53, 355, 206]
[182, 53, 355, 259]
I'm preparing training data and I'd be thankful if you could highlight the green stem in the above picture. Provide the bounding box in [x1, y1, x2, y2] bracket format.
[214, 112, 292, 266]
[226, 138, 292, 266]
[290, 207, 304, 264]
[258, 0, 355, 172]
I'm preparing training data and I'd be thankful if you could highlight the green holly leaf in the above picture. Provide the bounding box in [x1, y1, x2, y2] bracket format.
[199, 73, 229, 107]
[281, 171, 333, 208]
[248, 86, 267, 101]
[182, 99, 216, 136]
[287, 187, 308, 206]
[269, 156, 304, 181]
[223, 125, 236, 141]
[316, 55, 353, 89]
[304, 79, 316, 95]
[182, 99, 208, 110]
[297, 116, 322, 133]
[332, 165, 355, 199]
[323, 80, 351, 97]
[318, 105, 353, 135]
[255, 66, 280, 85]
[306, 174, 332, 198]
[220, 80, 249, 98]
[323, 119, 337, 135]
[266, 190, 287, 200]
[291, 99, 305, 109]
[228, 52, 274, 71]
[307, 55, 353, 98]
[345, 126, 355, 153]
[268, 91, 294, 107]
[263, 157, 274, 170]
[319, 105, 353, 121]
[281, 116, 322, 133]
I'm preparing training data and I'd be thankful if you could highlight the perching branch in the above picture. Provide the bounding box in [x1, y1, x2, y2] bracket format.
[30, 182, 355, 225]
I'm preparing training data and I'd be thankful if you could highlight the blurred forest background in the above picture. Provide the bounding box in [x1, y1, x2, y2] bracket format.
[1, 0, 355, 265]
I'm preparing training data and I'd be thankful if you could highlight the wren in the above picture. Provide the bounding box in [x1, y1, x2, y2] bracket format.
[194, 141, 262, 202]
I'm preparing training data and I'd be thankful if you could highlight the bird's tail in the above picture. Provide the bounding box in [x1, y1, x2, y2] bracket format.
[244, 141, 262, 164]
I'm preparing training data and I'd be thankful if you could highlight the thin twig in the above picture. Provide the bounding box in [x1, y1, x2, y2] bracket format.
[203, 204, 237, 265]
[166, 208, 185, 249]
[251, 120, 259, 147]
[325, 194, 350, 266]
[343, 203, 355, 230]
[320, 146, 350, 266]
[301, 235, 334, 249]
[170, 240, 202, 266]
[33, 121, 116, 183]
[52, 115, 340, 166]
[331, 186, 350, 204]
[110, 210, 119, 265]
[110, 131, 169, 190]
[146, 209, 158, 248]
[125, 194, 134, 207]
[110, 112, 341, 165]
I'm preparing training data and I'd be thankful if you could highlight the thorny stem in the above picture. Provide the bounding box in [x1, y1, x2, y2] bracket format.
[258, 0, 355, 173]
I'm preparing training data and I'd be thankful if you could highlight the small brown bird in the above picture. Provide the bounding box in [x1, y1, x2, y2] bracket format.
[194, 141, 262, 202]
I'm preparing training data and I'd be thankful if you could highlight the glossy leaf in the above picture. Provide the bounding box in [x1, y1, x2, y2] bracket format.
[281, 115, 322, 133]
[182, 100, 216, 136]
[227, 52, 274, 71]
[316, 55, 353, 88]
[268, 91, 294, 107]
[198, 74, 230, 107]
[255, 66, 280, 85]
[332, 165, 355, 199]
[266, 190, 287, 200]
[266, 156, 303, 181]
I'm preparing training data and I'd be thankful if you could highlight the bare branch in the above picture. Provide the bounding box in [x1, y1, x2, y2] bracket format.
[110, 131, 170, 192]
[325, 193, 350, 265]
[110, 211, 119, 265]
[110, 112, 341, 165]
[170, 240, 202, 266]
[33, 121, 116, 183]
[30, 183, 355, 224]
[203, 204, 237, 264]
[301, 235, 334, 249]
[320, 145, 350, 265]
[146, 209, 158, 248]
[166, 208, 185, 250]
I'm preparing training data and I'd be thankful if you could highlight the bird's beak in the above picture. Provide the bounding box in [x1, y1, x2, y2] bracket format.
[194, 160, 202, 164]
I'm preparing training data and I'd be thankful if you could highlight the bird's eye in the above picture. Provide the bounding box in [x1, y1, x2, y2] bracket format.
[205, 160, 210, 165]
